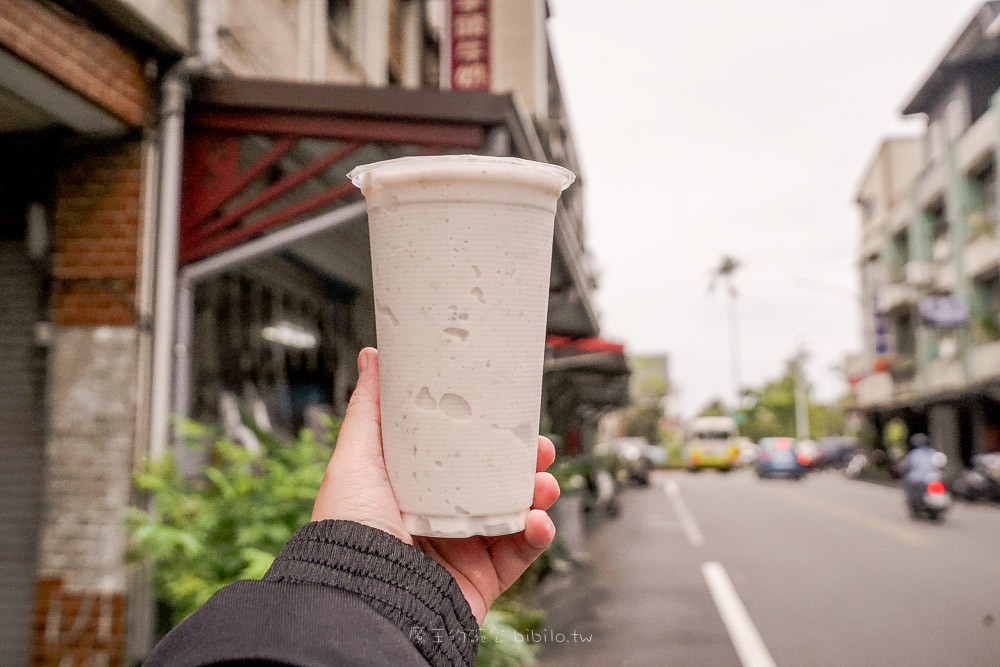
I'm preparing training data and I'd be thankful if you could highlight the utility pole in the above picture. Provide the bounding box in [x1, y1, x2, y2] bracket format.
[709, 256, 742, 410]
[792, 347, 810, 440]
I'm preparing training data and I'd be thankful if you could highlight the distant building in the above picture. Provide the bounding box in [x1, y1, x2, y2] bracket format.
[854, 1, 1000, 468]
[628, 354, 670, 406]
[0, 1, 600, 663]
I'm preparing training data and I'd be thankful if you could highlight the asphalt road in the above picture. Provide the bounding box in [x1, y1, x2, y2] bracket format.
[537, 468, 1000, 667]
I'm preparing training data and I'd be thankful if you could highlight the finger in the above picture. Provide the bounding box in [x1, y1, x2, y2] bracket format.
[532, 472, 560, 511]
[523, 509, 556, 549]
[487, 510, 554, 590]
[333, 348, 383, 463]
[536, 436, 556, 472]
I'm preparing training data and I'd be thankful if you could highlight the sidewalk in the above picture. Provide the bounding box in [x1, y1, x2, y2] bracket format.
[534, 480, 738, 666]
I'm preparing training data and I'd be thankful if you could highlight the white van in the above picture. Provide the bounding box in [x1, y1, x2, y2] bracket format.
[683, 416, 740, 471]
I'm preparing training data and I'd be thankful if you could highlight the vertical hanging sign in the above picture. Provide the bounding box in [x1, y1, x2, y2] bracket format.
[449, 0, 491, 91]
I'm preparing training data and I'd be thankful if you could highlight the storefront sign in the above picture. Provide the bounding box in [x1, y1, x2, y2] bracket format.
[873, 295, 891, 358]
[919, 295, 969, 327]
[450, 0, 491, 91]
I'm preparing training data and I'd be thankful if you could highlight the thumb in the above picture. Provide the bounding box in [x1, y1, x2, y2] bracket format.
[336, 347, 383, 460]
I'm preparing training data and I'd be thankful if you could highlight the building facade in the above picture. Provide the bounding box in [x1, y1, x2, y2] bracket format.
[0, 1, 599, 664]
[854, 1, 1000, 469]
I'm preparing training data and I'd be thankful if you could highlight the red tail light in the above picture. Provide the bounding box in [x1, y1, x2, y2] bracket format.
[796, 454, 811, 466]
[927, 481, 946, 496]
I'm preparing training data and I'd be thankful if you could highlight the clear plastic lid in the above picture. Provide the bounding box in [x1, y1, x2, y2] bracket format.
[347, 154, 576, 191]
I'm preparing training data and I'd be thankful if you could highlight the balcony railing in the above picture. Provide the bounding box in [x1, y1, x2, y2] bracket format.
[934, 260, 957, 293]
[925, 357, 963, 393]
[964, 229, 1000, 279]
[957, 110, 997, 175]
[970, 340, 1000, 383]
[877, 282, 918, 312]
[915, 159, 947, 209]
[854, 372, 892, 407]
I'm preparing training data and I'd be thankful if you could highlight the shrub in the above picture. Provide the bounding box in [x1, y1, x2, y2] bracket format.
[126, 419, 339, 624]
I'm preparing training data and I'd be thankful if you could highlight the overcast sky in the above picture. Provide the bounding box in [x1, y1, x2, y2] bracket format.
[546, 0, 985, 416]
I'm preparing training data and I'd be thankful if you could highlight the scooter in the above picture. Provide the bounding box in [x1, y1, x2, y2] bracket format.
[903, 462, 952, 521]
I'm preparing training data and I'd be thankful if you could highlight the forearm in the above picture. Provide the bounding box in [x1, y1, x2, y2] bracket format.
[145, 520, 478, 666]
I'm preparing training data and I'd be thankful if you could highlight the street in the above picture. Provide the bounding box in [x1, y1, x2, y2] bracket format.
[538, 470, 1000, 666]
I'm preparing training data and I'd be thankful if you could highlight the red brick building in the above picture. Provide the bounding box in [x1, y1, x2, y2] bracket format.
[0, 2, 606, 664]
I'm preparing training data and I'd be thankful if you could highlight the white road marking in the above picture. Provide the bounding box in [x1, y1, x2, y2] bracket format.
[702, 561, 777, 667]
[662, 478, 705, 546]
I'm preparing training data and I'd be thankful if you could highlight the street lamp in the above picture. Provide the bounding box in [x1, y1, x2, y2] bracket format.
[709, 255, 742, 410]
[791, 346, 810, 441]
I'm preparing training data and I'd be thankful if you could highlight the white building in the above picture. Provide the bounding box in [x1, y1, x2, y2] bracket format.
[854, 1, 1000, 469]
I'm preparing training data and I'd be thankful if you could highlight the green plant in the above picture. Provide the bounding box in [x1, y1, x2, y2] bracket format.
[975, 311, 1000, 343]
[477, 609, 539, 666]
[968, 212, 996, 241]
[126, 418, 340, 624]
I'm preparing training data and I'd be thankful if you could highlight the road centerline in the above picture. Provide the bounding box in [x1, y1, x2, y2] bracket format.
[662, 477, 705, 546]
[702, 561, 778, 667]
[775, 487, 928, 547]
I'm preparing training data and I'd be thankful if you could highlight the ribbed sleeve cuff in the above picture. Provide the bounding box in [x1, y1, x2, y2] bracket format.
[264, 520, 478, 666]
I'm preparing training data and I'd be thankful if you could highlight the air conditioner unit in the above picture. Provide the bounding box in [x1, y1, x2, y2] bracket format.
[905, 261, 933, 287]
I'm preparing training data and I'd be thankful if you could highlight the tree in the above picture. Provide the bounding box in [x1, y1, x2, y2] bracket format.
[698, 399, 729, 417]
[696, 368, 849, 442]
[623, 402, 664, 443]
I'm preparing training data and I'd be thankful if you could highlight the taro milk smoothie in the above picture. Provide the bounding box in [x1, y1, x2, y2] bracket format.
[348, 155, 575, 537]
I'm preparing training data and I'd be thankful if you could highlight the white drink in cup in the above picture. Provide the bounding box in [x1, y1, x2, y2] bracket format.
[348, 155, 575, 537]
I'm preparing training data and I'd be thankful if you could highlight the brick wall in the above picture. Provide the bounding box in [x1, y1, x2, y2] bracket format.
[32, 578, 126, 667]
[37, 326, 138, 667]
[0, 0, 148, 126]
[50, 141, 143, 326]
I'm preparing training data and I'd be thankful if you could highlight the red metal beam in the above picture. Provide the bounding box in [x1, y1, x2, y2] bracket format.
[180, 181, 358, 264]
[187, 110, 485, 148]
[185, 135, 297, 230]
[181, 133, 239, 232]
[185, 142, 360, 247]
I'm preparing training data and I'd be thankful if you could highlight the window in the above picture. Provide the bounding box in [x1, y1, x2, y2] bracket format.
[328, 0, 353, 60]
[893, 310, 916, 358]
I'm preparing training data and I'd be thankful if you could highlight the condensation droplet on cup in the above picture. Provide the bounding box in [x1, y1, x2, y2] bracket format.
[377, 305, 399, 326]
[492, 422, 535, 447]
[439, 393, 472, 420]
[471, 287, 485, 304]
[443, 327, 469, 341]
[415, 387, 437, 411]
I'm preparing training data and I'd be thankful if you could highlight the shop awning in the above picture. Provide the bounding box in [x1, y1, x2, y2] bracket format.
[544, 335, 629, 375]
[180, 77, 598, 338]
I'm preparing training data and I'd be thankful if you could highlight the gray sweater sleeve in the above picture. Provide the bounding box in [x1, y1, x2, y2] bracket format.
[145, 520, 479, 666]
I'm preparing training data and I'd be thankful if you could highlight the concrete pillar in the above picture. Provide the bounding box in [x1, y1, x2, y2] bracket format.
[35, 141, 145, 665]
[929, 404, 963, 475]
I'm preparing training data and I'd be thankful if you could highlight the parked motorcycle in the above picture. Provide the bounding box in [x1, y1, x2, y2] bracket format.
[950, 453, 1000, 503]
[844, 451, 869, 479]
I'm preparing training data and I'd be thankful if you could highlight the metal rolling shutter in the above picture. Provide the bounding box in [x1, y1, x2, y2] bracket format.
[0, 241, 46, 666]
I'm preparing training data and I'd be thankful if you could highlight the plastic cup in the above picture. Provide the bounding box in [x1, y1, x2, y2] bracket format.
[348, 155, 575, 537]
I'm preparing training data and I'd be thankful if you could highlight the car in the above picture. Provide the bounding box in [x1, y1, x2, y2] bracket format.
[756, 437, 807, 479]
[736, 437, 760, 466]
[796, 439, 820, 469]
[814, 436, 858, 470]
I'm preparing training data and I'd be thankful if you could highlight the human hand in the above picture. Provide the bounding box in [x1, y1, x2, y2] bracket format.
[312, 347, 560, 624]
